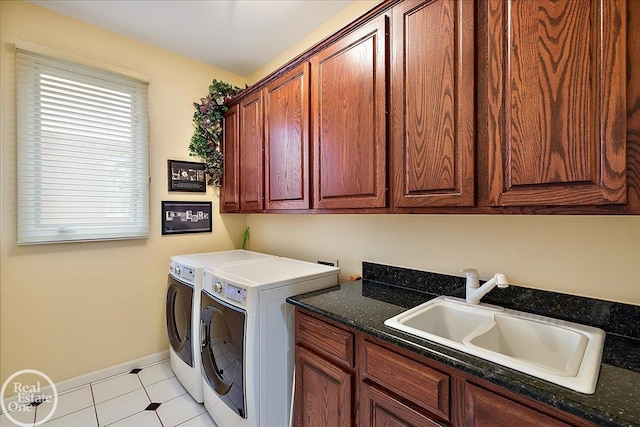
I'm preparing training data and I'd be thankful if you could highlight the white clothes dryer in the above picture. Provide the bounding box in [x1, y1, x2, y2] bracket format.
[200, 257, 339, 427]
[166, 250, 276, 403]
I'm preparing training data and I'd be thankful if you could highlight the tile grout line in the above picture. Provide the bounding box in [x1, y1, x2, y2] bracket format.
[89, 382, 99, 427]
[35, 360, 176, 427]
[101, 389, 149, 427]
[91, 374, 140, 427]
[135, 368, 167, 427]
[156, 409, 166, 427]
[174, 411, 208, 427]
[135, 371, 151, 402]
[138, 370, 168, 427]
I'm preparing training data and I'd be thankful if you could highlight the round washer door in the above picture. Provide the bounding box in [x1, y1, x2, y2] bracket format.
[166, 276, 193, 367]
[201, 291, 246, 418]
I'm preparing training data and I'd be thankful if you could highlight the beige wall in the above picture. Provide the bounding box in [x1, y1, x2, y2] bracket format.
[246, 0, 380, 84]
[0, 1, 247, 385]
[1, 0, 638, 392]
[243, 0, 640, 306]
[247, 215, 640, 305]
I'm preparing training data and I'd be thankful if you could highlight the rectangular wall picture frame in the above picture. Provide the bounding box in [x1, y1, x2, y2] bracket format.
[162, 201, 212, 235]
[168, 159, 206, 192]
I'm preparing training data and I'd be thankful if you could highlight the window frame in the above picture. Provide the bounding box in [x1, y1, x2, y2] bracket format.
[16, 45, 150, 245]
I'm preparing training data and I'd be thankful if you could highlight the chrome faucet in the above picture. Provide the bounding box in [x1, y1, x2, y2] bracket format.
[462, 268, 509, 304]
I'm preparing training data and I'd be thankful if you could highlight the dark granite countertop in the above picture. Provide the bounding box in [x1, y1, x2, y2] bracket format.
[287, 263, 640, 427]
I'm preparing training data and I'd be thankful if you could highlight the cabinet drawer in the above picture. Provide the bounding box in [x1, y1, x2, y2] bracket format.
[361, 340, 450, 421]
[465, 382, 574, 427]
[361, 382, 446, 427]
[296, 311, 354, 368]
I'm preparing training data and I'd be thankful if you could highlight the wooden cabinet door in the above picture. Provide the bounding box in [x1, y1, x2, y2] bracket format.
[221, 104, 240, 212]
[295, 345, 352, 427]
[465, 383, 573, 427]
[311, 15, 388, 209]
[361, 340, 450, 421]
[483, 0, 627, 206]
[361, 382, 445, 427]
[264, 62, 310, 210]
[391, 0, 475, 208]
[239, 91, 264, 212]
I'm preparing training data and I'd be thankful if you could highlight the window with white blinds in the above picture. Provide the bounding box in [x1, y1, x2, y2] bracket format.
[16, 48, 149, 244]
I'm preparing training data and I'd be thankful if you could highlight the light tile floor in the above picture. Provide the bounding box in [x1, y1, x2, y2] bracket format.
[0, 360, 217, 427]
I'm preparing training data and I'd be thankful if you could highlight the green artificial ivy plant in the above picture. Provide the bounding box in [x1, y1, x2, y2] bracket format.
[189, 79, 242, 186]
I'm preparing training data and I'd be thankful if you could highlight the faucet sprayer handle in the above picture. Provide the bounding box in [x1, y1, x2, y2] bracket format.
[461, 268, 479, 277]
[461, 268, 480, 288]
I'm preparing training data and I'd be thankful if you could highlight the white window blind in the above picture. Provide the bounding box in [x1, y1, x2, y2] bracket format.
[16, 48, 149, 244]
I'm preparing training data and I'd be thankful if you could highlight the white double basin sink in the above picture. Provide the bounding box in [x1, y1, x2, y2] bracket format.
[384, 296, 605, 394]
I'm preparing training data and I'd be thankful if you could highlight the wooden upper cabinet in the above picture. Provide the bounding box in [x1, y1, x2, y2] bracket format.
[264, 63, 310, 210]
[221, 104, 240, 213]
[391, 0, 475, 208]
[239, 91, 264, 212]
[484, 0, 627, 206]
[311, 15, 388, 209]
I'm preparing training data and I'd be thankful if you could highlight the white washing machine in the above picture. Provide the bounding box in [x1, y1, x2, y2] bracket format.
[200, 257, 339, 427]
[166, 250, 276, 403]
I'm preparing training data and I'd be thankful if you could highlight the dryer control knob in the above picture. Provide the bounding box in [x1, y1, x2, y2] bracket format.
[214, 282, 223, 293]
[173, 266, 181, 275]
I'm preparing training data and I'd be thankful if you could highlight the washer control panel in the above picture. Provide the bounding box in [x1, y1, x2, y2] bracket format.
[218, 281, 246, 303]
[169, 261, 196, 285]
[203, 272, 247, 306]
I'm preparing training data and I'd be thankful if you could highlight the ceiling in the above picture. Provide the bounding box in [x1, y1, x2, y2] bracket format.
[28, 0, 357, 77]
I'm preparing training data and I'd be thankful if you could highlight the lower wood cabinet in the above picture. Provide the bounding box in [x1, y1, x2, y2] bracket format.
[295, 345, 352, 427]
[294, 308, 596, 427]
[295, 311, 355, 426]
[464, 383, 574, 427]
[361, 339, 450, 422]
[361, 382, 446, 427]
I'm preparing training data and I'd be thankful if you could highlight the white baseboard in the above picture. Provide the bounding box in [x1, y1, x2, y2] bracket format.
[1, 350, 169, 412]
[54, 350, 169, 393]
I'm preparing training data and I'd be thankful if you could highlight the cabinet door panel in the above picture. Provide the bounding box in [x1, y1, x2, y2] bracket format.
[465, 383, 572, 427]
[486, 0, 626, 206]
[361, 340, 449, 421]
[265, 63, 310, 209]
[295, 345, 352, 427]
[239, 92, 264, 211]
[221, 104, 240, 212]
[296, 311, 354, 368]
[312, 15, 388, 209]
[392, 0, 475, 207]
[361, 382, 445, 427]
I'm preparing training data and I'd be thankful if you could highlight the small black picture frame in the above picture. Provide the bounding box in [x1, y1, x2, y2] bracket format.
[168, 160, 206, 192]
[162, 201, 212, 235]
